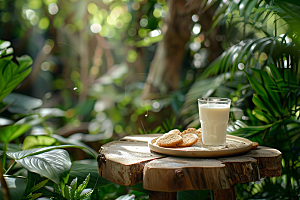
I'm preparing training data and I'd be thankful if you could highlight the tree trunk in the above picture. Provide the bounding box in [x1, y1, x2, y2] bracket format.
[142, 0, 202, 99]
[141, 0, 222, 100]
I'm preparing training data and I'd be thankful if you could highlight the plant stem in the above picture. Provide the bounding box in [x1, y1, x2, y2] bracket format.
[4, 162, 16, 175]
[2, 143, 8, 171]
[60, 182, 65, 197]
[0, 161, 9, 200]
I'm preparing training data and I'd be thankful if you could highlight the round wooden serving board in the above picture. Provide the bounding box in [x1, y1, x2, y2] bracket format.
[148, 134, 252, 157]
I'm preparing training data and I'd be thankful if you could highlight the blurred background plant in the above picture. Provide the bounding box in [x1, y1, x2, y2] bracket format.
[0, 0, 300, 199]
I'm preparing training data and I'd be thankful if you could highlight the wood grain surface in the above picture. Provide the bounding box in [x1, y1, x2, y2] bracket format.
[97, 134, 282, 194]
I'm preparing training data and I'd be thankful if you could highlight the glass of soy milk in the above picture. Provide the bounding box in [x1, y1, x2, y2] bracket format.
[198, 98, 231, 147]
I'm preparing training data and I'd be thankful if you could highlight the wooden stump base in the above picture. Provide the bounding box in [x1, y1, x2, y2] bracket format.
[98, 134, 282, 200]
[147, 190, 177, 200]
[213, 187, 236, 200]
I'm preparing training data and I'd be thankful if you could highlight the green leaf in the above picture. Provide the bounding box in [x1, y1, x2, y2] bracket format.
[64, 186, 71, 199]
[70, 177, 78, 197]
[28, 179, 49, 193]
[0, 176, 26, 200]
[207, 14, 224, 35]
[7, 149, 71, 184]
[6, 144, 93, 160]
[251, 68, 283, 115]
[22, 135, 57, 150]
[26, 192, 42, 200]
[0, 41, 11, 50]
[15, 115, 44, 126]
[274, 0, 300, 22]
[24, 171, 54, 198]
[246, 73, 269, 101]
[0, 143, 21, 156]
[252, 94, 269, 111]
[0, 56, 32, 102]
[275, 0, 300, 7]
[225, 0, 240, 15]
[229, 124, 273, 137]
[244, 0, 258, 20]
[53, 184, 60, 193]
[239, 0, 249, 16]
[0, 124, 31, 143]
[75, 173, 90, 198]
[252, 110, 272, 123]
[69, 160, 113, 189]
[16, 55, 33, 73]
[2, 93, 43, 113]
[116, 194, 135, 200]
[79, 190, 93, 199]
[51, 134, 98, 158]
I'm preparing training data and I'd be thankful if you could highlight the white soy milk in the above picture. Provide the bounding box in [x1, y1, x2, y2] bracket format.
[199, 104, 230, 145]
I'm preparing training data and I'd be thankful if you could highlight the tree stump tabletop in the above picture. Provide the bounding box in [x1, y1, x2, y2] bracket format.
[97, 134, 282, 200]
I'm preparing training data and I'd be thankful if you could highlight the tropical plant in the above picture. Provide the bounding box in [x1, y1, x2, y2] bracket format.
[182, 0, 300, 198]
[0, 41, 114, 200]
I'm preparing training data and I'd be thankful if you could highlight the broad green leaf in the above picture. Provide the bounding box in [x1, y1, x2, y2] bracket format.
[15, 55, 33, 72]
[0, 124, 31, 143]
[22, 135, 57, 150]
[0, 143, 21, 156]
[116, 194, 135, 200]
[51, 134, 98, 158]
[69, 160, 112, 189]
[0, 176, 26, 200]
[8, 149, 71, 184]
[6, 145, 85, 160]
[2, 93, 43, 113]
[0, 54, 32, 102]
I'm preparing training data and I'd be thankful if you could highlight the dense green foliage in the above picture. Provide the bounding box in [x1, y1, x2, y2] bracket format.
[183, 0, 300, 198]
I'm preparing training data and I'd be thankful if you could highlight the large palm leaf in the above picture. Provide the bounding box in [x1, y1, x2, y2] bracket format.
[200, 35, 299, 79]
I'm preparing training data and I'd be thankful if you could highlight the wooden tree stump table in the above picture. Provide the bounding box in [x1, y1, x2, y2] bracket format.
[97, 134, 282, 200]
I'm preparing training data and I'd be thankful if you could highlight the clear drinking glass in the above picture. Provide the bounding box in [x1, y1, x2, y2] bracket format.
[198, 98, 231, 146]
